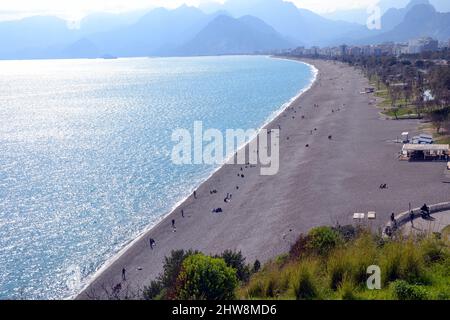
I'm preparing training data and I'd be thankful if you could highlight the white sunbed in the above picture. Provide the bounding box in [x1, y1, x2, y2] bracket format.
[353, 213, 365, 220]
[368, 212, 376, 219]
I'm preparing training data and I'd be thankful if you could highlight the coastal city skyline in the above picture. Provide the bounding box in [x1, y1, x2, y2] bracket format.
[288, 37, 450, 58]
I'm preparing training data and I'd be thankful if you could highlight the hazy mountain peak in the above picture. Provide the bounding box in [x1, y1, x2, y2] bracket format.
[361, 0, 449, 44]
[178, 13, 292, 56]
[174, 4, 203, 13]
[406, 0, 431, 10]
[12, 15, 70, 29]
[379, 0, 436, 33]
[405, 2, 437, 18]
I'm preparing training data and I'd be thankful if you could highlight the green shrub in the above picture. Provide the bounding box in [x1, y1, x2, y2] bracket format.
[308, 227, 342, 255]
[143, 280, 164, 300]
[265, 276, 277, 298]
[436, 290, 449, 300]
[351, 262, 370, 287]
[401, 242, 428, 284]
[392, 280, 429, 300]
[380, 240, 429, 285]
[419, 237, 447, 264]
[293, 267, 317, 300]
[252, 260, 261, 273]
[289, 234, 312, 260]
[328, 258, 346, 290]
[176, 254, 238, 300]
[141, 249, 198, 300]
[347, 234, 378, 286]
[241, 266, 290, 299]
[218, 250, 251, 283]
[234, 262, 291, 299]
[381, 244, 403, 284]
[277, 267, 293, 295]
[335, 225, 359, 242]
[160, 250, 197, 287]
[338, 278, 358, 300]
[442, 225, 450, 241]
[275, 254, 289, 266]
[246, 279, 265, 298]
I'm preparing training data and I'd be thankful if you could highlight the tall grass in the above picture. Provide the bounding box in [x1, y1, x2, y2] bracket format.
[292, 260, 319, 300]
[238, 228, 449, 300]
[338, 277, 359, 300]
[380, 238, 429, 285]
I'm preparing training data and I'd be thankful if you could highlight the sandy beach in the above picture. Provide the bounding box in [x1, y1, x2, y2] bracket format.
[77, 59, 450, 299]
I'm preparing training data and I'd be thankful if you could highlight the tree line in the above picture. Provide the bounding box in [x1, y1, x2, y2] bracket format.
[285, 50, 450, 135]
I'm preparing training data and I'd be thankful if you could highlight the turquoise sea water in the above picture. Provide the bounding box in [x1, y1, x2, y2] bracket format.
[0, 56, 315, 299]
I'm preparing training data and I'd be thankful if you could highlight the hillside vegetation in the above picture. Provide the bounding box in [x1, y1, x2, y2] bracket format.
[238, 226, 449, 300]
[144, 226, 449, 300]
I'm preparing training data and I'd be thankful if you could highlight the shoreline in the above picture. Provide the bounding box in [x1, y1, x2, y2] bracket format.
[74, 57, 318, 299]
[77, 58, 450, 300]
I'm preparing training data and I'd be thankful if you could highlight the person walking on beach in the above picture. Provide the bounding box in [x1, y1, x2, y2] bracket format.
[122, 268, 126, 281]
[410, 211, 415, 227]
[149, 238, 155, 250]
[390, 213, 397, 229]
[181, 210, 184, 218]
[194, 191, 197, 199]
[172, 219, 176, 230]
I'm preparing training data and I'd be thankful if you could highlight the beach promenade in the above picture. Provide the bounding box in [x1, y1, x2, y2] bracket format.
[78, 59, 450, 299]
[403, 210, 450, 235]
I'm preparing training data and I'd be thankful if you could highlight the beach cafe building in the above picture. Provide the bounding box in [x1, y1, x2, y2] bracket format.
[401, 144, 450, 161]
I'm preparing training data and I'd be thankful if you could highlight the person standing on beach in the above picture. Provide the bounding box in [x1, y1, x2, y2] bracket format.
[181, 210, 184, 218]
[172, 219, 176, 230]
[390, 213, 397, 229]
[410, 212, 415, 227]
[149, 238, 155, 250]
[122, 268, 126, 281]
[194, 191, 197, 199]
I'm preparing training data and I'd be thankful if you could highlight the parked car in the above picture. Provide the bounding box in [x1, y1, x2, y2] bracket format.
[412, 134, 434, 145]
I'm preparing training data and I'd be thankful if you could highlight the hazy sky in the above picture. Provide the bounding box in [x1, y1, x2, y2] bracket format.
[0, 0, 379, 21]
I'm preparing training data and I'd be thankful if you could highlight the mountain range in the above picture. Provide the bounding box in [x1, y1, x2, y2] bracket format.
[178, 15, 292, 56]
[324, 0, 450, 24]
[362, 2, 450, 44]
[0, 0, 449, 60]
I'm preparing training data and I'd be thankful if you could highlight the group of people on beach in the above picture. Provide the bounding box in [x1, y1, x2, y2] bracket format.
[388, 204, 432, 233]
[409, 204, 431, 227]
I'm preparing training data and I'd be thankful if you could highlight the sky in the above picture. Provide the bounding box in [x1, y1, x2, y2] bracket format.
[0, 0, 380, 21]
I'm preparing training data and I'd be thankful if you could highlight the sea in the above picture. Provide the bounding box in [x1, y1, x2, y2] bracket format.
[0, 55, 316, 299]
